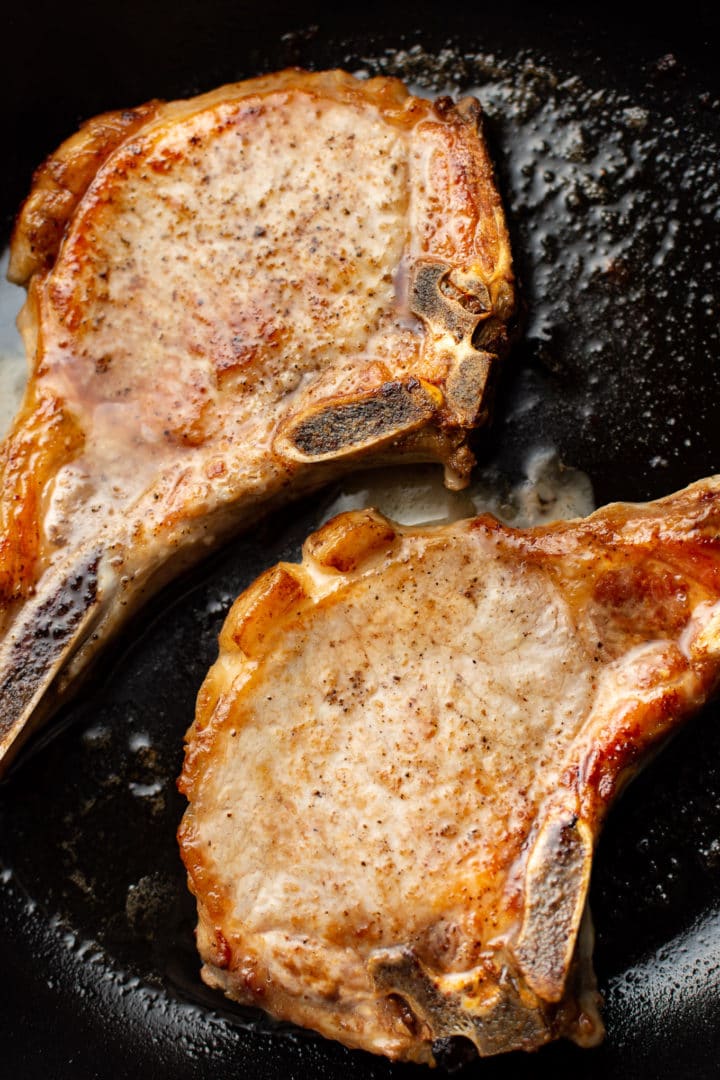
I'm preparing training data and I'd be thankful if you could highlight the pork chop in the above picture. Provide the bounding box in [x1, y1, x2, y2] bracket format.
[0, 69, 515, 774]
[178, 477, 720, 1064]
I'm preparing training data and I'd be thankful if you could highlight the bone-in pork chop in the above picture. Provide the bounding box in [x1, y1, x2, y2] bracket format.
[178, 477, 720, 1063]
[0, 69, 515, 773]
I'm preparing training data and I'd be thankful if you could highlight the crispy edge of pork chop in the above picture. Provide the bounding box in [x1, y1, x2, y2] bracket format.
[178, 476, 720, 1064]
[0, 69, 516, 775]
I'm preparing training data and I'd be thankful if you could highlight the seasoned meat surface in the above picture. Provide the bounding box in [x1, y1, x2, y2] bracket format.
[0, 69, 515, 773]
[179, 477, 720, 1063]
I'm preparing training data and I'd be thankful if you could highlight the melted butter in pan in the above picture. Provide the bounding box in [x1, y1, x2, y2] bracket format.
[0, 251, 26, 438]
[1, 38, 719, 1074]
[323, 450, 594, 528]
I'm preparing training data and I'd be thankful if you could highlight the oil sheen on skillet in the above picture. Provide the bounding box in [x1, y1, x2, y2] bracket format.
[1, 25, 720, 1080]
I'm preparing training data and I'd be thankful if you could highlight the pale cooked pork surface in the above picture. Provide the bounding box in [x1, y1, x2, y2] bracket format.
[178, 478, 720, 1064]
[0, 69, 515, 773]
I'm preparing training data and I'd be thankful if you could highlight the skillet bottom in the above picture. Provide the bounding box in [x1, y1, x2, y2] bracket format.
[2, 25, 720, 1079]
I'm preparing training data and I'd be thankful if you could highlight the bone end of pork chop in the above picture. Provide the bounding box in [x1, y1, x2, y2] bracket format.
[178, 477, 720, 1063]
[0, 69, 516, 774]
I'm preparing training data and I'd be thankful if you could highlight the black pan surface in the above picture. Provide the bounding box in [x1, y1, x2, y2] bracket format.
[2, 3, 720, 1077]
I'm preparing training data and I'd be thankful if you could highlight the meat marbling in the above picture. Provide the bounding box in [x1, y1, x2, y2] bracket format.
[179, 477, 720, 1063]
[0, 69, 515, 773]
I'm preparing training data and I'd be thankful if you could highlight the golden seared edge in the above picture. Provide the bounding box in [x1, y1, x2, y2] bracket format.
[178, 477, 720, 1063]
[1, 68, 515, 775]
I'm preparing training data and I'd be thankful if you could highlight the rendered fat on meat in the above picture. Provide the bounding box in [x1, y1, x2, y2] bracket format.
[179, 478, 720, 1063]
[0, 69, 515, 773]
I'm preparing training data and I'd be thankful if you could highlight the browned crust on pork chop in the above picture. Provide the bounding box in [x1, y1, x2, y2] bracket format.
[0, 69, 515, 773]
[178, 477, 720, 1063]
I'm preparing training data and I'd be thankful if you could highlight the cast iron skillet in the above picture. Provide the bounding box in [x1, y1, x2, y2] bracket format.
[2, 2, 720, 1077]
